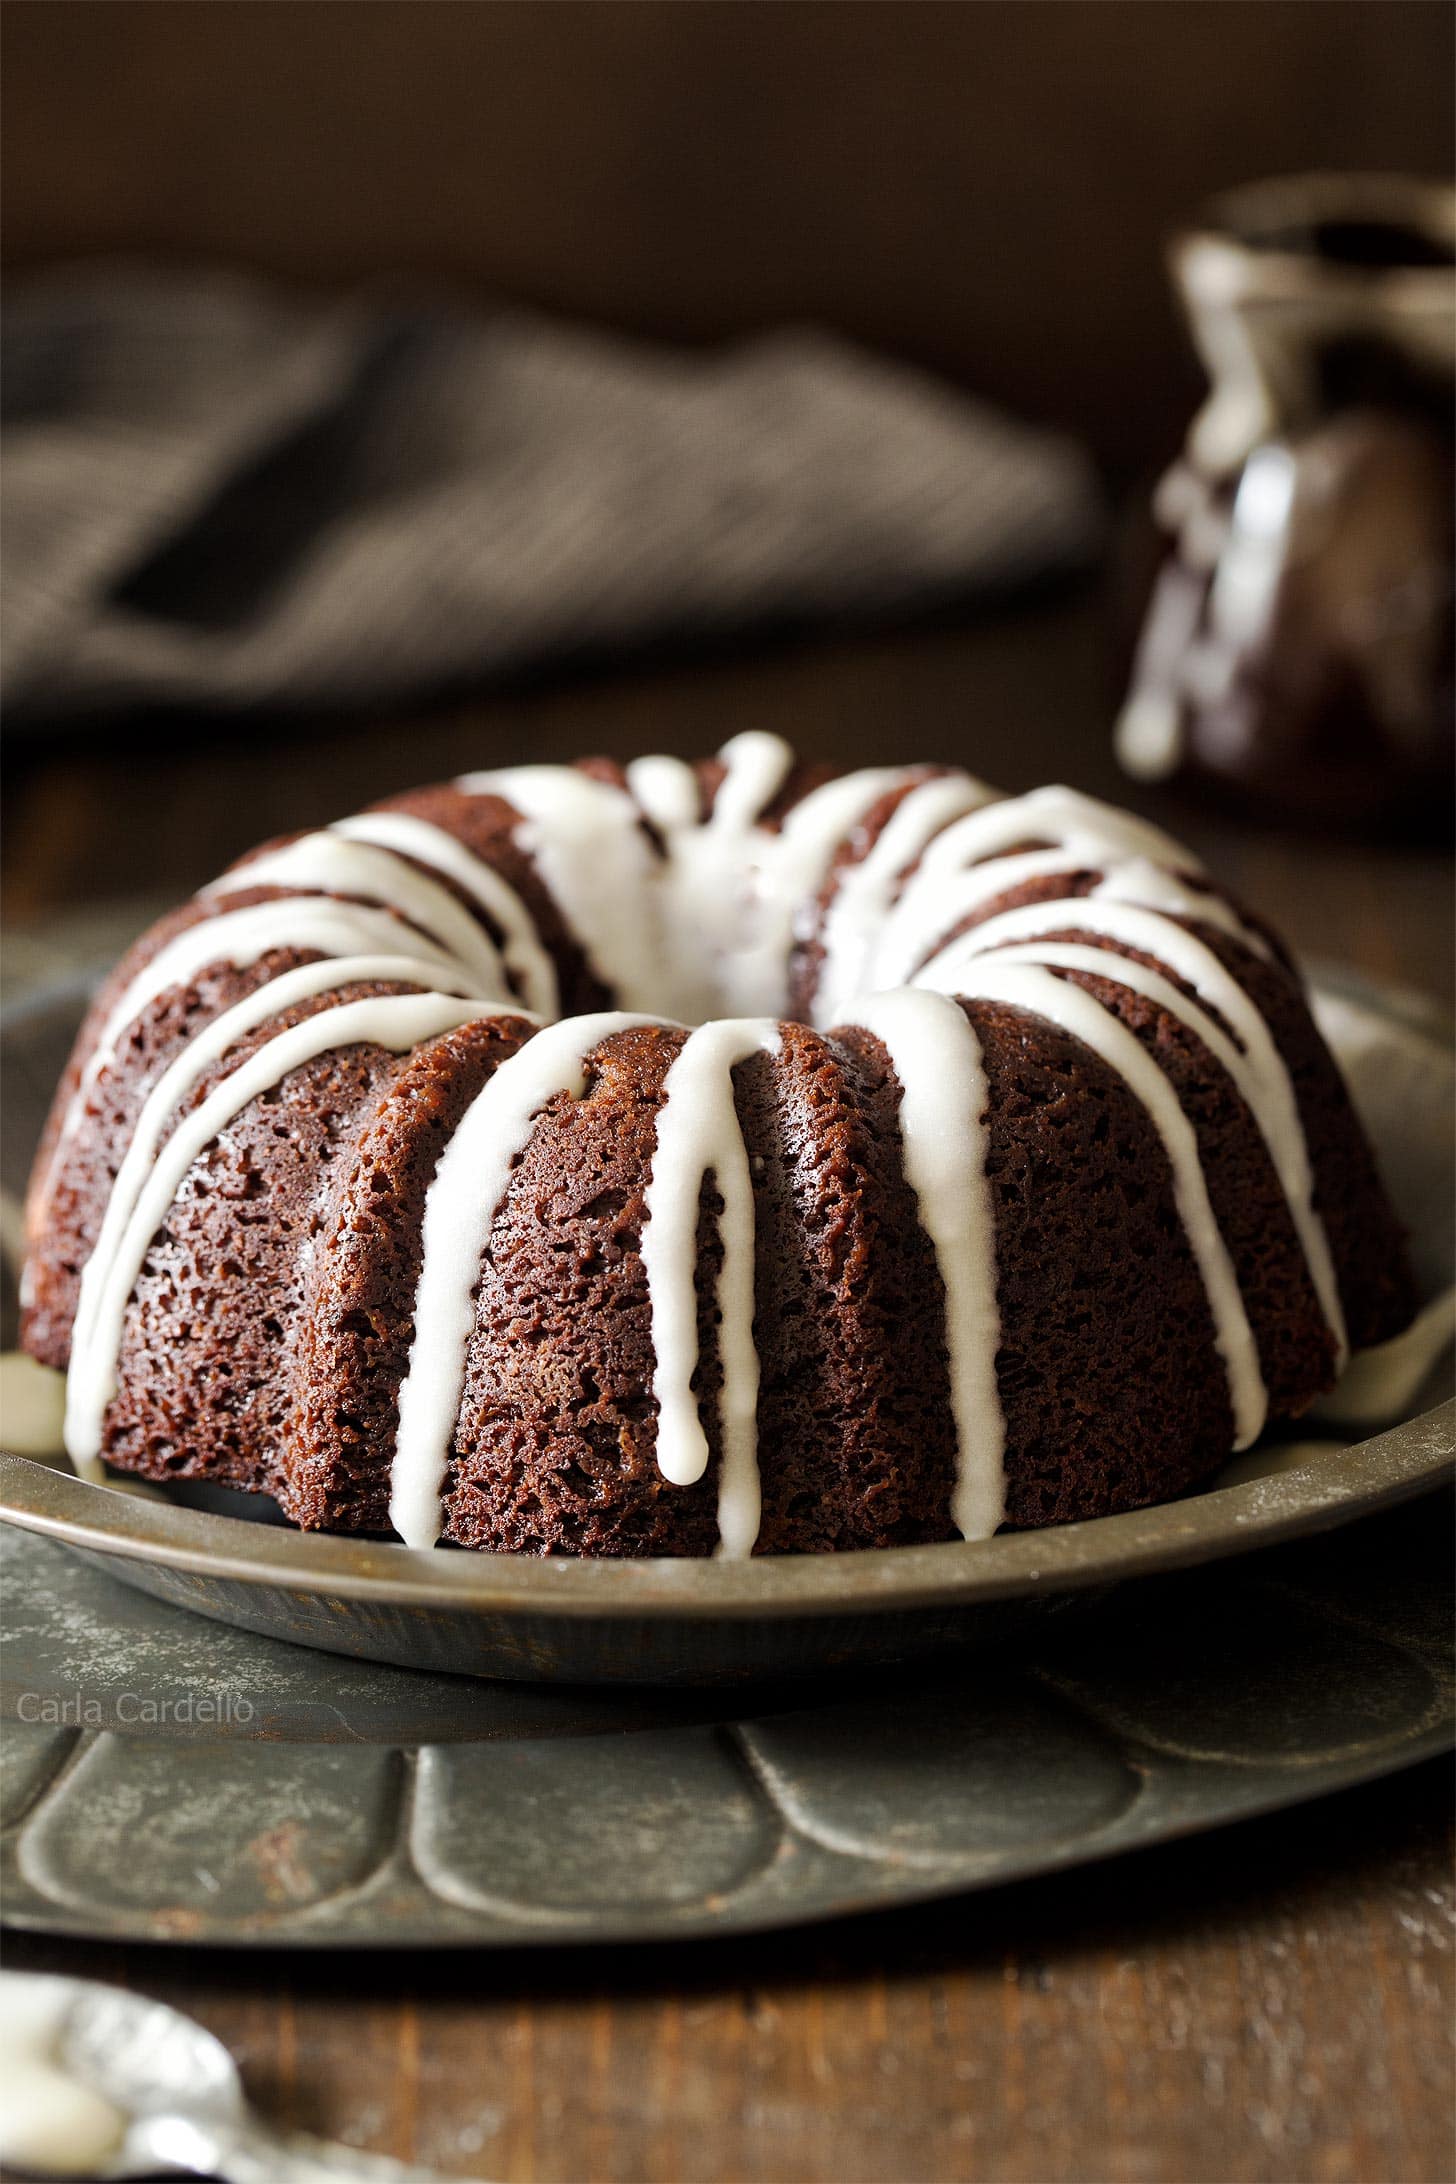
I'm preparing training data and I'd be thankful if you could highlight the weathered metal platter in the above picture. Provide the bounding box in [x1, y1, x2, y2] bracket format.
[1, 966, 1452, 1684]
[2, 1493, 1451, 1948]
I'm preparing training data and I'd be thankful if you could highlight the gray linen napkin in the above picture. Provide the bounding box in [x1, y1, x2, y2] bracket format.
[2, 265, 1099, 725]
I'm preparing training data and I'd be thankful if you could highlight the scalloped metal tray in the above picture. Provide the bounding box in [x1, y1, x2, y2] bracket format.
[2, 968, 1452, 1686]
[2, 1492, 1451, 1948]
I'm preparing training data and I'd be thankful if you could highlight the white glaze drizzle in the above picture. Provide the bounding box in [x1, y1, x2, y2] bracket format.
[1091, 856, 1267, 950]
[836, 990, 1004, 1538]
[65, 991, 492, 1475]
[45, 808, 550, 1228]
[67, 955, 476, 1468]
[639, 1018, 782, 1558]
[81, 897, 463, 1105]
[973, 940, 1347, 1360]
[33, 896, 471, 1235]
[204, 833, 509, 997]
[863, 844, 1113, 992]
[922, 894, 1272, 1045]
[455, 765, 664, 1009]
[916, 783, 1197, 876]
[711, 753, 906, 1017]
[860, 781, 1265, 998]
[953, 960, 1268, 1448]
[628, 733, 909, 1019]
[657, 733, 798, 1021]
[388, 1011, 665, 1550]
[915, 890, 1339, 1349]
[812, 774, 997, 1024]
[710, 730, 796, 832]
[624, 753, 701, 834]
[331, 811, 559, 1014]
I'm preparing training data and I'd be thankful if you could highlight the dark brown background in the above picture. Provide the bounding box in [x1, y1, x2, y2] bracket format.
[3, 7, 1453, 2178]
[5, 0, 1453, 474]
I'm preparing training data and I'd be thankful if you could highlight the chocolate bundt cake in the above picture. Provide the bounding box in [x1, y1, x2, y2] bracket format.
[21, 734, 1415, 1556]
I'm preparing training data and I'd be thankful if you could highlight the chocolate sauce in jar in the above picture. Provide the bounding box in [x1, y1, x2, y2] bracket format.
[1117, 175, 1455, 833]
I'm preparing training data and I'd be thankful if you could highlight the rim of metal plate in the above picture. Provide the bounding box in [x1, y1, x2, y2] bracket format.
[2, 1404, 1452, 1622]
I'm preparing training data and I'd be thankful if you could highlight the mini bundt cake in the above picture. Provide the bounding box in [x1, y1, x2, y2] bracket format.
[21, 734, 1416, 1556]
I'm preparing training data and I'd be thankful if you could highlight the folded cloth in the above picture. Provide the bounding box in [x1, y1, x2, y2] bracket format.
[2, 265, 1100, 726]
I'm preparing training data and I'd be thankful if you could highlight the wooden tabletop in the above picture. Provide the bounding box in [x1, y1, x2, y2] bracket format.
[3, 588, 1452, 2182]
[5, 587, 1453, 1004]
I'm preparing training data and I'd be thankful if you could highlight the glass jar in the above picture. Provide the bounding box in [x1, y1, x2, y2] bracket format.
[1116, 173, 1454, 831]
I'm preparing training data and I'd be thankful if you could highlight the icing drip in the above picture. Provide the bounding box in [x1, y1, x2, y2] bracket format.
[707, 742, 912, 1013]
[813, 774, 997, 1024]
[331, 811, 560, 1014]
[456, 765, 664, 1010]
[85, 897, 462, 1097]
[639, 1018, 782, 1559]
[836, 991, 1004, 1539]
[1091, 857, 1268, 951]
[205, 833, 509, 997]
[954, 961, 1268, 1448]
[388, 1012, 665, 1550]
[916, 783, 1198, 874]
[34, 897, 471, 1227]
[925, 895, 1264, 1046]
[916, 894, 1340, 1356]
[863, 782, 1258, 995]
[68, 955, 473, 1474]
[654, 732, 799, 1019]
[630, 733, 908, 1019]
[867, 845, 1117, 991]
[625, 753, 701, 834]
[972, 940, 1347, 1360]
[710, 730, 796, 832]
[65, 991, 492, 1474]
[40, 804, 555, 1224]
[722, 764, 908, 1017]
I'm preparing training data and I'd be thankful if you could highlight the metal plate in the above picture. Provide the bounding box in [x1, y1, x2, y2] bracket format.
[2, 1493, 1451, 1948]
[1, 1405, 1452, 1686]
[2, 969, 1452, 1686]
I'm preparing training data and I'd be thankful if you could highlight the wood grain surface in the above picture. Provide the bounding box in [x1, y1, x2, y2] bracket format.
[4, 1, 1453, 473]
[5, 1763, 1452, 2183]
[5, 590, 1454, 1001]
[3, 591, 1452, 2180]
